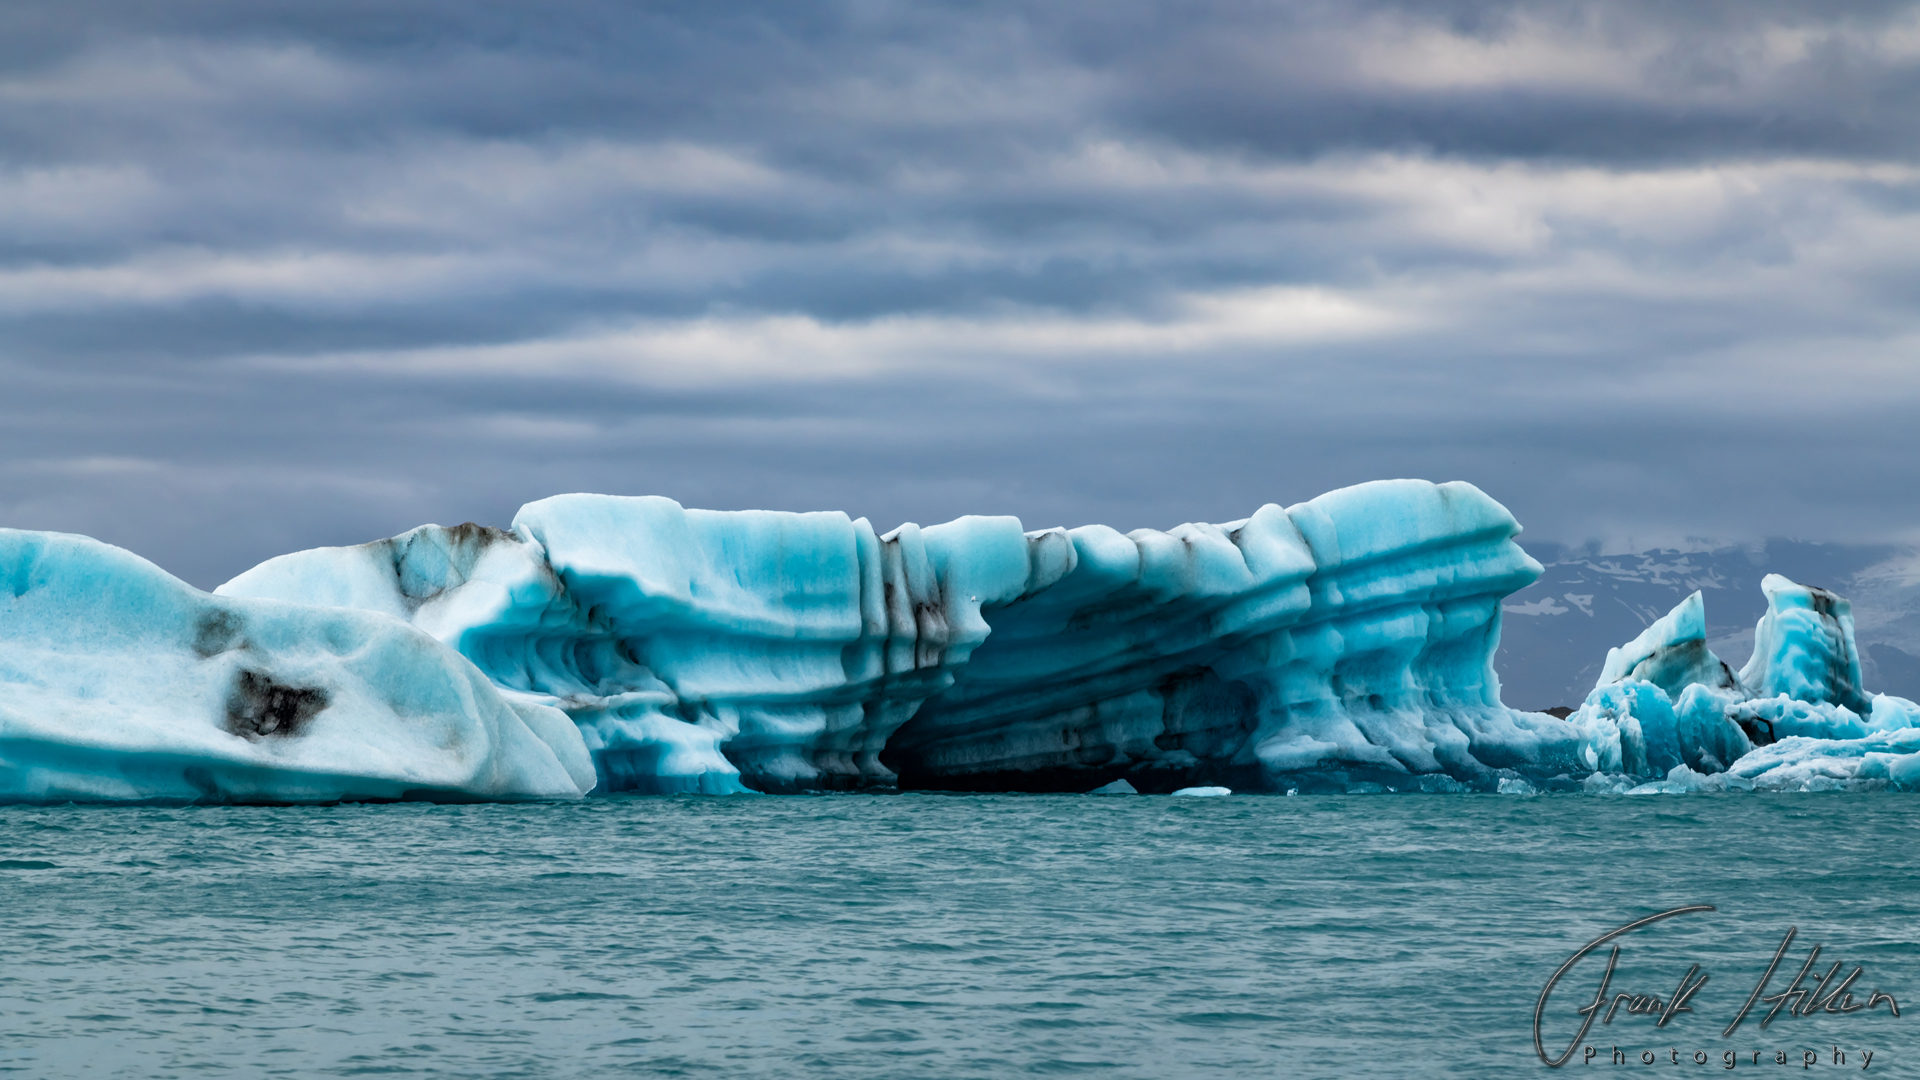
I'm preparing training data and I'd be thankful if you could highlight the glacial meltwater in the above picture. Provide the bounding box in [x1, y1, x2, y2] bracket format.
[3, 793, 1916, 1078]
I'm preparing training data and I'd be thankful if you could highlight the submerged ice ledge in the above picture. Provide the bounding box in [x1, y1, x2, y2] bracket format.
[5, 478, 1919, 802]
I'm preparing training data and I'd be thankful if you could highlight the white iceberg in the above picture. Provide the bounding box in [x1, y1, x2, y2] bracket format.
[1729, 727, 1920, 790]
[0, 529, 592, 804]
[1595, 591, 1741, 699]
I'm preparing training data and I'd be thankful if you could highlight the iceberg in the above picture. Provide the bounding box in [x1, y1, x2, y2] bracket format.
[1594, 592, 1740, 699]
[210, 478, 1579, 798]
[1739, 574, 1871, 713]
[883, 480, 1578, 792]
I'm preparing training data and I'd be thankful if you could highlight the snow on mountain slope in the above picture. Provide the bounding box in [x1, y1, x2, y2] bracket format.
[1496, 541, 1920, 710]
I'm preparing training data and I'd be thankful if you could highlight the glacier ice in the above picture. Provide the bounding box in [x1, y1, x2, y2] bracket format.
[217, 479, 1583, 797]
[12, 474, 1920, 802]
[0, 529, 592, 803]
[1607, 732, 1920, 794]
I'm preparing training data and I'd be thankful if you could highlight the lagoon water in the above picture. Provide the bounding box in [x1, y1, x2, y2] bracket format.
[2, 794, 1917, 1078]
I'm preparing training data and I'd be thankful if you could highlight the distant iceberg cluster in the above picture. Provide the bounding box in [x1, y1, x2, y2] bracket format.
[4, 478, 1918, 802]
[1568, 575, 1920, 793]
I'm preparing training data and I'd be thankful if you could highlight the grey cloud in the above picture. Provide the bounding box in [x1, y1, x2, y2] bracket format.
[10, 4, 1915, 160]
[9, 340, 1920, 589]
[3, 0, 1920, 586]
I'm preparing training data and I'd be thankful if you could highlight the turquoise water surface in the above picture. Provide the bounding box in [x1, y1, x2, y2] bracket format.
[2, 794, 1916, 1077]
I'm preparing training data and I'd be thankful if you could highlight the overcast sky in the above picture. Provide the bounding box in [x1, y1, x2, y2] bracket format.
[4, 0, 1919, 587]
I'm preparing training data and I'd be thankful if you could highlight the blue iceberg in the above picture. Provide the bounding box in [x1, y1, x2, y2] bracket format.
[217, 480, 1580, 796]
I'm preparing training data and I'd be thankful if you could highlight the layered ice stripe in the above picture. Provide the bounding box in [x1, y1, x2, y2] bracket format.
[1248, 480, 1573, 779]
[881, 503, 1322, 791]
[0, 530, 592, 803]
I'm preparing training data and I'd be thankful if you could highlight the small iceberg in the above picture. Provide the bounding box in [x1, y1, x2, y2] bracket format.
[1171, 786, 1232, 797]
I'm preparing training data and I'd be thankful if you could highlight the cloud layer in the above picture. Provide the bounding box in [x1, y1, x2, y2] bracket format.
[4, 0, 1919, 586]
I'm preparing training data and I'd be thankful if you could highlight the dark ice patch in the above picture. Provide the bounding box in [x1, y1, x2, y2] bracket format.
[1732, 711, 1777, 747]
[192, 610, 245, 657]
[226, 670, 328, 738]
[392, 522, 518, 601]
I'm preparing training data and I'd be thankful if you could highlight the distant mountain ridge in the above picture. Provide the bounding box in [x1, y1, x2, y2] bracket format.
[1496, 540, 1920, 711]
